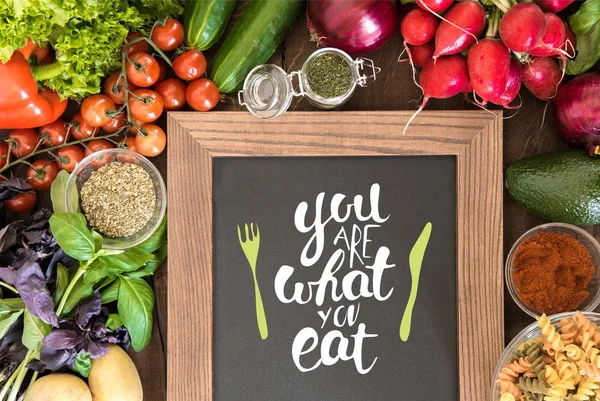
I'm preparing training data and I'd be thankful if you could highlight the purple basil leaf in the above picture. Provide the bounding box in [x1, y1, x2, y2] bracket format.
[23, 230, 44, 244]
[42, 330, 81, 350]
[0, 221, 23, 253]
[14, 262, 58, 327]
[115, 327, 131, 351]
[91, 322, 107, 339]
[2, 342, 28, 363]
[0, 179, 32, 202]
[0, 319, 23, 354]
[0, 267, 17, 286]
[11, 248, 38, 269]
[31, 346, 77, 371]
[76, 291, 102, 328]
[87, 340, 108, 359]
[27, 210, 51, 230]
[45, 250, 76, 282]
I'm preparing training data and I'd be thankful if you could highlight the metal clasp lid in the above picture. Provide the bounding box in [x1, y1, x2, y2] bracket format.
[355, 57, 380, 87]
[287, 71, 305, 97]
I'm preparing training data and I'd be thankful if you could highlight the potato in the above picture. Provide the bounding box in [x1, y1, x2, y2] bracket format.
[26, 373, 92, 401]
[88, 344, 143, 401]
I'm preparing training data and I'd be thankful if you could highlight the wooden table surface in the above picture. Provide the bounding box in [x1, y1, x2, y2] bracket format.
[1, 3, 595, 400]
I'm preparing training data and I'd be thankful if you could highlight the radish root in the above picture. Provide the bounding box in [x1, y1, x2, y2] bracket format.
[403, 98, 428, 136]
[403, 41, 423, 91]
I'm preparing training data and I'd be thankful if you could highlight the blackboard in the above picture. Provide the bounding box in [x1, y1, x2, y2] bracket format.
[213, 156, 457, 401]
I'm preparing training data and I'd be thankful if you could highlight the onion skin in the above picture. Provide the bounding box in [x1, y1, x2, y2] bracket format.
[553, 72, 600, 156]
[307, 0, 398, 54]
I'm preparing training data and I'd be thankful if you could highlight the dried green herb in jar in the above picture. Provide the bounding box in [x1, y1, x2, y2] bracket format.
[80, 162, 156, 238]
[306, 54, 353, 99]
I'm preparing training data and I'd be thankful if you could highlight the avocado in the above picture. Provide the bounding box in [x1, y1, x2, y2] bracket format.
[506, 150, 600, 225]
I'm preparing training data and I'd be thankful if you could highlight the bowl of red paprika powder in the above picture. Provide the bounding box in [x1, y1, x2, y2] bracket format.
[506, 222, 600, 318]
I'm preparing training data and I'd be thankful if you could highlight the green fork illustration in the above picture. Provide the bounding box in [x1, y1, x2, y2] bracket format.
[237, 223, 268, 340]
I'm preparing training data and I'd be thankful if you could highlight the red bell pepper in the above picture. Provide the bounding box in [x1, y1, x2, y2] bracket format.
[0, 40, 67, 129]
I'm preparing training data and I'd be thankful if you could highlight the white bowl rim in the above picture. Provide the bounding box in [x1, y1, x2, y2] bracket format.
[65, 148, 167, 250]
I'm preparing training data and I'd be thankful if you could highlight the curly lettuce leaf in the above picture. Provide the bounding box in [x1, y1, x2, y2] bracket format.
[0, 0, 143, 100]
[131, 0, 184, 25]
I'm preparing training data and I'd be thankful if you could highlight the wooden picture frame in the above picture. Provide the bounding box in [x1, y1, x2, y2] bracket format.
[167, 111, 504, 401]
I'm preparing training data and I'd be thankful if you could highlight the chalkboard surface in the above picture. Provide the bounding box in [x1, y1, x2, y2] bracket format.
[213, 156, 457, 401]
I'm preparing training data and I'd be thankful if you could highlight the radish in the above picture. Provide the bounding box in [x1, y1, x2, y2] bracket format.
[467, 39, 511, 105]
[433, 1, 486, 60]
[416, 0, 452, 14]
[522, 57, 562, 101]
[400, 7, 438, 46]
[399, 42, 434, 68]
[403, 54, 470, 135]
[562, 21, 577, 56]
[490, 57, 523, 108]
[535, 0, 575, 13]
[499, 3, 546, 52]
[529, 13, 566, 57]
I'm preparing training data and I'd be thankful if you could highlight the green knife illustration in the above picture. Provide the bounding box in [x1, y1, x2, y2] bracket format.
[237, 223, 268, 340]
[400, 222, 432, 342]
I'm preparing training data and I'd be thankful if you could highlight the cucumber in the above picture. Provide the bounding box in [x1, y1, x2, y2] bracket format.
[184, 0, 237, 51]
[210, 0, 304, 93]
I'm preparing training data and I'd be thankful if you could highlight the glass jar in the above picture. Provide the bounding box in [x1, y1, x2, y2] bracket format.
[238, 47, 380, 119]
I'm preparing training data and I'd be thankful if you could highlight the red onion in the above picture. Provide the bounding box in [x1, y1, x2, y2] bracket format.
[307, 0, 398, 55]
[553, 72, 600, 156]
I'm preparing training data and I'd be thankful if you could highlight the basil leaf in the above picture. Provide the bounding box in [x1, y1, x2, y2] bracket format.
[100, 280, 119, 304]
[92, 231, 103, 253]
[22, 310, 51, 352]
[85, 249, 154, 283]
[134, 215, 167, 254]
[49, 213, 97, 261]
[96, 249, 125, 257]
[0, 309, 24, 339]
[55, 264, 69, 304]
[60, 277, 95, 316]
[568, 0, 600, 36]
[50, 170, 79, 214]
[125, 244, 167, 278]
[0, 298, 26, 313]
[566, 22, 600, 75]
[106, 313, 123, 330]
[118, 276, 154, 352]
[71, 352, 92, 378]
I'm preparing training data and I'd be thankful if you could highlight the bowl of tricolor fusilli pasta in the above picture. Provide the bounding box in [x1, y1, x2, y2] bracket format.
[491, 311, 600, 401]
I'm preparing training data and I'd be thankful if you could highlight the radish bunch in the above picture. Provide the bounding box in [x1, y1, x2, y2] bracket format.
[400, 0, 577, 133]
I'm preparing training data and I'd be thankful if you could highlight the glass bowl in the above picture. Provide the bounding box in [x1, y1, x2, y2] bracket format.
[505, 222, 600, 318]
[65, 148, 166, 249]
[490, 312, 600, 401]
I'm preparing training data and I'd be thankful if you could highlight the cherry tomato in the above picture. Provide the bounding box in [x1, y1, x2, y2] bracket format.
[8, 129, 39, 158]
[155, 78, 187, 111]
[102, 112, 128, 133]
[69, 113, 97, 140]
[129, 117, 145, 135]
[186, 78, 220, 112]
[4, 191, 37, 213]
[151, 18, 184, 51]
[26, 159, 59, 191]
[173, 50, 206, 81]
[136, 124, 166, 157]
[126, 52, 160, 88]
[129, 89, 164, 123]
[124, 32, 149, 57]
[56, 145, 84, 173]
[39, 118, 68, 147]
[104, 72, 138, 105]
[84, 139, 115, 168]
[118, 136, 137, 153]
[0, 142, 8, 169]
[81, 94, 116, 127]
[156, 58, 168, 85]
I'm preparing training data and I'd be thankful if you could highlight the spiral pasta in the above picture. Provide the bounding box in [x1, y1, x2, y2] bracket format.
[497, 312, 600, 401]
[539, 313, 565, 354]
[572, 376, 600, 400]
[499, 393, 515, 401]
